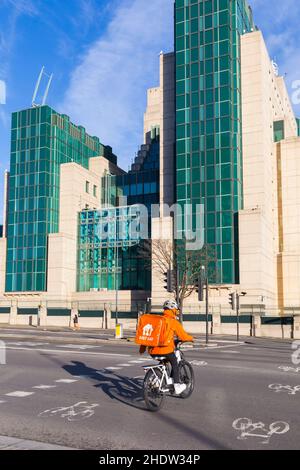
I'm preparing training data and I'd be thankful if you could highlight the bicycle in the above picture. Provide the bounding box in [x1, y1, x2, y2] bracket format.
[142, 341, 194, 412]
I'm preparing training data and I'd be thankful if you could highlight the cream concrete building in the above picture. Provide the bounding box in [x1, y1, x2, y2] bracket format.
[1, 30, 300, 339]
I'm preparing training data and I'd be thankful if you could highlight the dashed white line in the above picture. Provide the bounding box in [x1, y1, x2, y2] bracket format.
[5, 391, 35, 397]
[32, 385, 57, 390]
[54, 379, 78, 384]
[5, 346, 131, 357]
[220, 350, 239, 354]
[104, 367, 122, 371]
[0, 400, 7, 404]
[117, 364, 131, 367]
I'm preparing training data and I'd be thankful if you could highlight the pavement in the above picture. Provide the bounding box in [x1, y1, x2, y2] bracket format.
[0, 326, 299, 450]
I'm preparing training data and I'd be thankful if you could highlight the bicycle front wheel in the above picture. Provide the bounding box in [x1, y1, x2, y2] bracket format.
[178, 361, 195, 399]
[143, 369, 165, 412]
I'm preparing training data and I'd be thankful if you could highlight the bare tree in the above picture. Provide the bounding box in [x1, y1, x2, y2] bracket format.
[140, 238, 218, 321]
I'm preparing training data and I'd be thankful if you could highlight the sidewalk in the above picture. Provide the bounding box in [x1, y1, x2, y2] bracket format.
[0, 323, 248, 348]
[0, 435, 76, 450]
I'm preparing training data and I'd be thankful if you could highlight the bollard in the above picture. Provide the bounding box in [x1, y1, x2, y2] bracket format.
[115, 323, 123, 339]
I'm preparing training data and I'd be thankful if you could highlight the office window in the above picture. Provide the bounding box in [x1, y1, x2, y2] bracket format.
[93, 185, 97, 197]
[274, 120, 285, 142]
[86, 181, 90, 194]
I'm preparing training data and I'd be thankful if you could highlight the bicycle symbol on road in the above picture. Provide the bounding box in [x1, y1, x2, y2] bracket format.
[269, 384, 300, 395]
[38, 401, 99, 422]
[232, 418, 290, 445]
[278, 365, 300, 373]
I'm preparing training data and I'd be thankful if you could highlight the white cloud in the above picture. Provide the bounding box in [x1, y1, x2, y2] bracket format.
[59, 0, 174, 169]
[250, 0, 300, 114]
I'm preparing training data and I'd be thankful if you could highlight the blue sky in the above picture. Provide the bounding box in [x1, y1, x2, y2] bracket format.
[0, 0, 300, 222]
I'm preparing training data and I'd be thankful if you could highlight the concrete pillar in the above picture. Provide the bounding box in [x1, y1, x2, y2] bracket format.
[252, 314, 261, 337]
[105, 304, 113, 329]
[212, 312, 221, 335]
[293, 315, 300, 340]
[9, 301, 18, 325]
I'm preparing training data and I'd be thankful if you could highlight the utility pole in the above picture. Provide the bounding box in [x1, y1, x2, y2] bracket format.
[200, 265, 209, 345]
[176, 267, 182, 323]
[205, 273, 209, 345]
[236, 292, 240, 342]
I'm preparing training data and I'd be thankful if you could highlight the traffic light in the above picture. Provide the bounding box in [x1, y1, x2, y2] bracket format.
[195, 276, 204, 302]
[229, 292, 236, 310]
[164, 269, 176, 293]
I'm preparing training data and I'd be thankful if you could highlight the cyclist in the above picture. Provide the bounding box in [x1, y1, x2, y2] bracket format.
[139, 300, 194, 395]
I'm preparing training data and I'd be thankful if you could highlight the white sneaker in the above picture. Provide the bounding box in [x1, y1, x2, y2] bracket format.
[174, 383, 187, 395]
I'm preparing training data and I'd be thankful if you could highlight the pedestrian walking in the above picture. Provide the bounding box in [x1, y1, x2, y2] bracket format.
[73, 313, 80, 330]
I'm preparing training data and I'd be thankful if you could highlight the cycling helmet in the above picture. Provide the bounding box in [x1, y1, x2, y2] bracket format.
[163, 299, 179, 310]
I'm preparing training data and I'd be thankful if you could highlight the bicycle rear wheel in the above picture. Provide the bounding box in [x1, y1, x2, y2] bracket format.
[143, 369, 165, 412]
[178, 361, 194, 399]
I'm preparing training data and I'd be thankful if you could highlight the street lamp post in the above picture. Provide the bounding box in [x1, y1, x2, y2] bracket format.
[115, 242, 119, 327]
[236, 292, 247, 342]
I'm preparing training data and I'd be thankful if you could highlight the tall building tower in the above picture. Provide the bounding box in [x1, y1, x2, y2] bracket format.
[175, 0, 255, 284]
[6, 105, 116, 292]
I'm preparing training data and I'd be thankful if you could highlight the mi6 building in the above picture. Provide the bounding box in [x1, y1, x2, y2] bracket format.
[1, 0, 300, 336]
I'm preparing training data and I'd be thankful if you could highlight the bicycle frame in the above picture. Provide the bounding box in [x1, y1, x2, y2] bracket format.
[142, 347, 185, 392]
[143, 364, 169, 391]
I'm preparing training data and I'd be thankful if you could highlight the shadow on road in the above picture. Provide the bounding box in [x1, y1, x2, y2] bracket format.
[63, 361, 146, 410]
[62, 361, 229, 449]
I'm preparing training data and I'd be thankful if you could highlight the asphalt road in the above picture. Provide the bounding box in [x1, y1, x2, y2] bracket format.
[0, 329, 299, 450]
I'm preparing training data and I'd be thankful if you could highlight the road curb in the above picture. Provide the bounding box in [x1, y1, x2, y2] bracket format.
[0, 435, 77, 450]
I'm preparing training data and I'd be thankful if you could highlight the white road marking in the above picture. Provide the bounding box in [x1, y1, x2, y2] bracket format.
[220, 350, 239, 354]
[5, 391, 35, 397]
[195, 339, 244, 344]
[38, 401, 99, 421]
[6, 342, 50, 347]
[104, 367, 122, 371]
[5, 346, 131, 357]
[192, 344, 245, 351]
[58, 344, 101, 350]
[190, 360, 208, 366]
[268, 384, 300, 395]
[117, 364, 131, 367]
[55, 379, 78, 384]
[232, 418, 290, 445]
[0, 400, 7, 404]
[32, 385, 57, 390]
[129, 360, 145, 363]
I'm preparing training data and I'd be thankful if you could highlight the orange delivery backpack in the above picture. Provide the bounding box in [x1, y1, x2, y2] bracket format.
[135, 314, 170, 347]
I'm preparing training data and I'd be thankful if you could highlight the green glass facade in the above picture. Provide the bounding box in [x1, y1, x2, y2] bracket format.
[274, 120, 285, 142]
[102, 132, 159, 210]
[77, 132, 160, 292]
[78, 207, 151, 291]
[6, 105, 116, 292]
[175, 0, 255, 284]
[296, 118, 300, 137]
